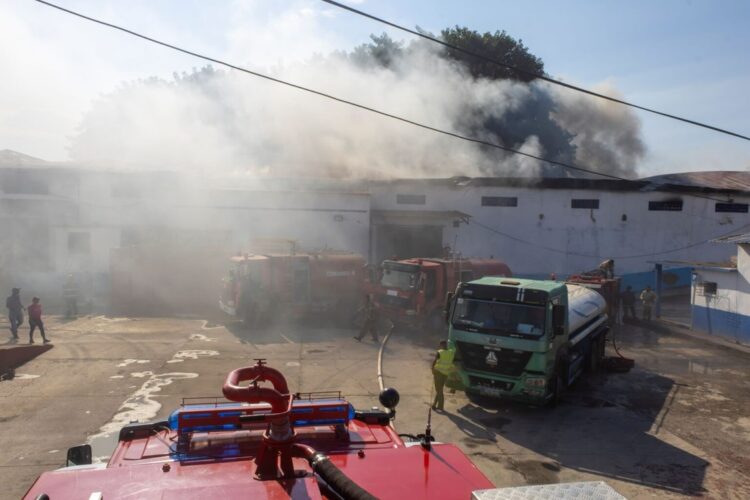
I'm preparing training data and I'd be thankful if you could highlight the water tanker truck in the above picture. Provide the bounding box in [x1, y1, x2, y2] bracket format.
[446, 277, 609, 405]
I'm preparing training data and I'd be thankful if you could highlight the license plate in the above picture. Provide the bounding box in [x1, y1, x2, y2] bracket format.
[478, 386, 502, 397]
[387, 290, 398, 297]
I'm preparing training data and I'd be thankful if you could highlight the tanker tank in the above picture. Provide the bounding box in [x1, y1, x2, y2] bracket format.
[566, 284, 608, 333]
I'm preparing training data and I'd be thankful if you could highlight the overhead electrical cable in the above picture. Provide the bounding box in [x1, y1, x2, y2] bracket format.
[33, 0, 728, 203]
[320, 0, 750, 142]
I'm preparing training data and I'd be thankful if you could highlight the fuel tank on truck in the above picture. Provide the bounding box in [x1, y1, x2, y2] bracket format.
[566, 284, 608, 332]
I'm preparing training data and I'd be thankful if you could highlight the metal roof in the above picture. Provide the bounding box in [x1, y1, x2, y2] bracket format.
[712, 232, 750, 244]
[642, 171, 750, 192]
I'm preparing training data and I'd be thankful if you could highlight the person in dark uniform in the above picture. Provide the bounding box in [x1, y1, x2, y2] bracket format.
[28, 297, 50, 344]
[354, 294, 379, 342]
[6, 288, 24, 341]
[63, 274, 79, 319]
[620, 286, 636, 320]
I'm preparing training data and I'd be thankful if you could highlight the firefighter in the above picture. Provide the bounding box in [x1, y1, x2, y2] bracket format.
[6, 287, 24, 341]
[354, 294, 378, 342]
[620, 285, 636, 321]
[63, 274, 79, 319]
[431, 340, 454, 412]
[640, 286, 657, 321]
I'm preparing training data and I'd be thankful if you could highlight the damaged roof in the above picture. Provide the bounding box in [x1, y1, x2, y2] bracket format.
[371, 173, 750, 195]
[641, 171, 750, 193]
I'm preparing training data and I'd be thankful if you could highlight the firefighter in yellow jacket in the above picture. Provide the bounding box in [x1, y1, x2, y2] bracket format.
[432, 340, 454, 411]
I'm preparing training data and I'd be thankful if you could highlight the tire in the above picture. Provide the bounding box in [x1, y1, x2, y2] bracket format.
[546, 368, 565, 408]
[588, 336, 604, 373]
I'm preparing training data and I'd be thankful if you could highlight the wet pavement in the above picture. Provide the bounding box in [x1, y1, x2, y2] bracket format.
[1, 315, 748, 499]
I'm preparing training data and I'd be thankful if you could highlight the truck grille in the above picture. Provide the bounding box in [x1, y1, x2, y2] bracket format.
[468, 376, 514, 392]
[455, 341, 532, 377]
[377, 294, 411, 309]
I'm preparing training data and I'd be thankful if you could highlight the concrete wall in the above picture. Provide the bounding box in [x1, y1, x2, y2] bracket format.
[370, 183, 750, 278]
[691, 244, 750, 345]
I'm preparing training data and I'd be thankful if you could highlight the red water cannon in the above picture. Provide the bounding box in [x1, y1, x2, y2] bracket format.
[222, 358, 295, 479]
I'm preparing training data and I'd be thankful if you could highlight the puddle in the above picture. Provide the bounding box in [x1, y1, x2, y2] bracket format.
[9, 373, 40, 380]
[116, 359, 150, 368]
[93, 316, 132, 322]
[130, 371, 153, 378]
[87, 371, 199, 462]
[170, 350, 219, 361]
[189, 333, 216, 342]
[199, 320, 223, 330]
[109, 375, 124, 379]
[286, 361, 300, 367]
[305, 349, 326, 354]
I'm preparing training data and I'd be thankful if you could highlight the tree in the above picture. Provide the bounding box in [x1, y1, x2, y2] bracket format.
[439, 27, 544, 82]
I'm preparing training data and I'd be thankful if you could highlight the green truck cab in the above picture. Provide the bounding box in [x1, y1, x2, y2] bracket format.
[446, 277, 609, 405]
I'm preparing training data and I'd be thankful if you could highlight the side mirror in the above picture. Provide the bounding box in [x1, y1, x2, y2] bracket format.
[444, 292, 454, 324]
[66, 444, 92, 466]
[552, 305, 566, 336]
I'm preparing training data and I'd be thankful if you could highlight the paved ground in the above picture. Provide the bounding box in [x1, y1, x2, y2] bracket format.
[1, 314, 748, 499]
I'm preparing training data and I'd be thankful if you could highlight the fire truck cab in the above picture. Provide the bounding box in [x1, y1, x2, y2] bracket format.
[371, 258, 512, 333]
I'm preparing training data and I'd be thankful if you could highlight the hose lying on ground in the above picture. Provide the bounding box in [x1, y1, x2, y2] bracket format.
[605, 323, 635, 373]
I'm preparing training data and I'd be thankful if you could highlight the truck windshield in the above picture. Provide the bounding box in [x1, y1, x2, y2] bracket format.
[380, 263, 419, 290]
[452, 298, 545, 337]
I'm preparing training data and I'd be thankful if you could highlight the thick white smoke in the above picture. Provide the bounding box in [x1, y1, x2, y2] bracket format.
[69, 39, 644, 179]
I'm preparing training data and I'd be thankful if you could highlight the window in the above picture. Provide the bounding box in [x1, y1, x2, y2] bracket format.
[396, 194, 426, 205]
[649, 200, 683, 212]
[715, 203, 748, 213]
[68, 232, 91, 255]
[571, 199, 599, 209]
[482, 196, 517, 207]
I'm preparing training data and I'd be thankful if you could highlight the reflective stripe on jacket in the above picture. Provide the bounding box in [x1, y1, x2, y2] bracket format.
[434, 348, 455, 376]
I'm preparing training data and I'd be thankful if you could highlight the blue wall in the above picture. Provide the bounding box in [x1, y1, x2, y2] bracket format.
[692, 305, 750, 345]
[516, 267, 692, 293]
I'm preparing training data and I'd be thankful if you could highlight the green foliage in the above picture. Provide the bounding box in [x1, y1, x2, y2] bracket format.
[439, 26, 544, 82]
[349, 33, 404, 68]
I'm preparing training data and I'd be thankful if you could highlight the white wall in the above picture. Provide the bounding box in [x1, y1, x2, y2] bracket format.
[370, 182, 750, 277]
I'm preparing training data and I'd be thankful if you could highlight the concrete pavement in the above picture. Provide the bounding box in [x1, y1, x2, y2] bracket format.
[1, 315, 748, 499]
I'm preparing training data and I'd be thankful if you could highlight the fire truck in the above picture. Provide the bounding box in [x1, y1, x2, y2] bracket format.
[369, 258, 512, 333]
[220, 251, 366, 325]
[23, 360, 497, 499]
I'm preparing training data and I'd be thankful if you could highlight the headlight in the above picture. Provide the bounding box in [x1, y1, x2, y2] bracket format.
[525, 377, 546, 388]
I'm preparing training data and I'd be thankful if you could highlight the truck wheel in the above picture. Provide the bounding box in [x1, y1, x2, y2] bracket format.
[547, 369, 565, 408]
[588, 336, 603, 373]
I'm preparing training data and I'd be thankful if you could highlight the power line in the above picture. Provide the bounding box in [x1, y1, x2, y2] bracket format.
[31, 1, 728, 203]
[321, 0, 750, 143]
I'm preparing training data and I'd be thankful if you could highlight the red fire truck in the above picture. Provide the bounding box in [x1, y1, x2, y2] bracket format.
[220, 251, 366, 325]
[24, 360, 496, 499]
[369, 258, 512, 333]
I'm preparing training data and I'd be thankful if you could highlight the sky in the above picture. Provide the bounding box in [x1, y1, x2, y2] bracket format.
[1, 0, 749, 177]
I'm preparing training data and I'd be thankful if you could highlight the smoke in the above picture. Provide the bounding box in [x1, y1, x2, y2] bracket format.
[69, 37, 644, 179]
[549, 82, 646, 178]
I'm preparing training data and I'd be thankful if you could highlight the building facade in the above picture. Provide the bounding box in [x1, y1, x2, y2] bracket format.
[2, 152, 749, 312]
[691, 234, 750, 345]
